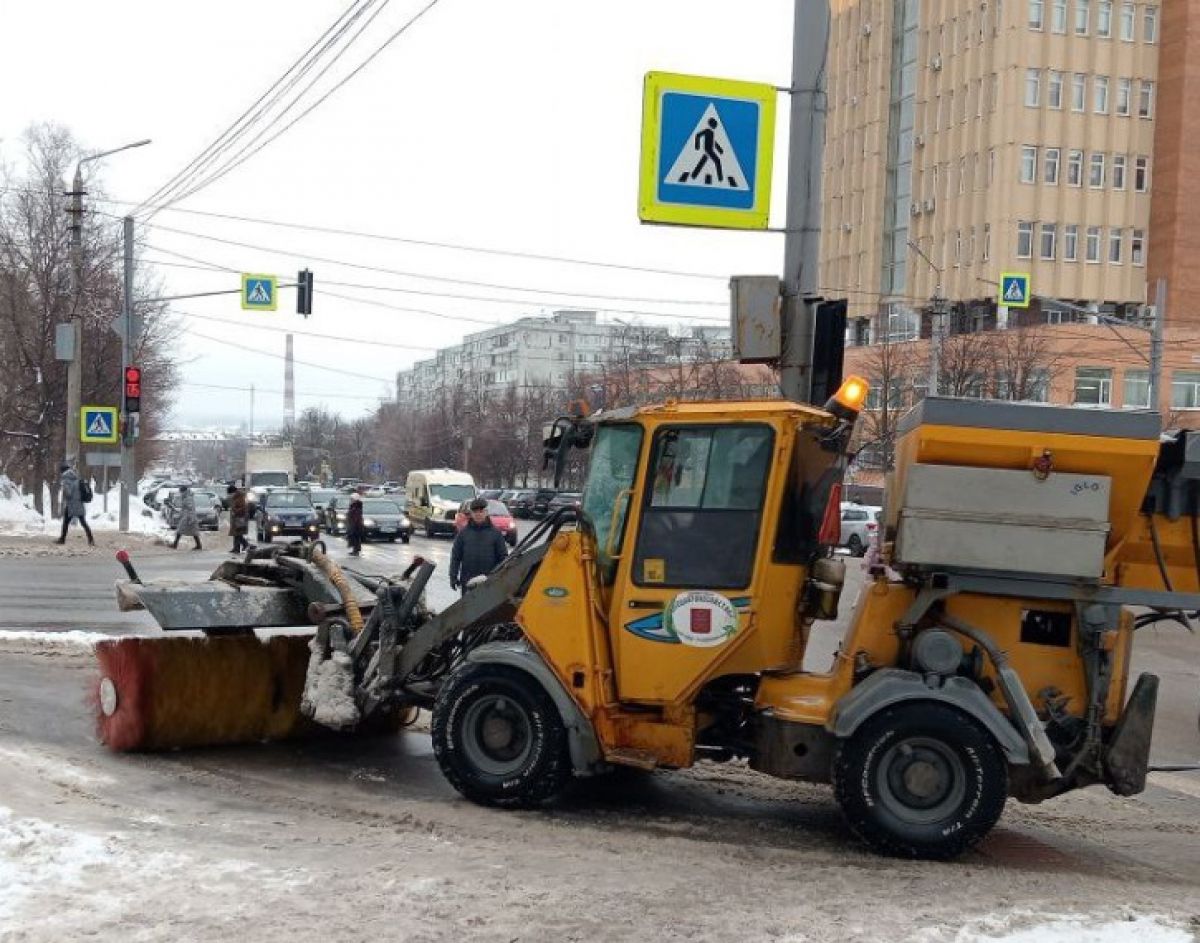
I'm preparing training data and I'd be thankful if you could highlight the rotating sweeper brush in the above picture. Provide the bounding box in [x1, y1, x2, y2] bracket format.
[94, 538, 546, 752]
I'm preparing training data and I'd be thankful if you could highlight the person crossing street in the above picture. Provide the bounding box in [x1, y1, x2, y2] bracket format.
[225, 484, 249, 554]
[449, 497, 508, 594]
[171, 484, 202, 551]
[55, 463, 94, 546]
[346, 494, 365, 556]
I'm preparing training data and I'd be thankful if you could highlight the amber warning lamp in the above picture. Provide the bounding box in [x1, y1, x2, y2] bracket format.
[824, 375, 870, 420]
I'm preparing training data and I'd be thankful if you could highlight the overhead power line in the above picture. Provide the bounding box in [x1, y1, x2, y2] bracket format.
[142, 0, 444, 217]
[181, 380, 387, 402]
[134, 0, 380, 217]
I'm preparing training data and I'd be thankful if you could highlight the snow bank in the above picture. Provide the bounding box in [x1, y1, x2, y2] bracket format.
[913, 912, 1193, 943]
[0, 476, 170, 538]
[0, 629, 114, 647]
[0, 475, 46, 533]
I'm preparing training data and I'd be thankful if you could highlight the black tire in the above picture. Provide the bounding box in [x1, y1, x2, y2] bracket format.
[387, 536, 396, 543]
[401, 534, 410, 544]
[847, 534, 864, 557]
[832, 701, 1007, 860]
[431, 663, 571, 808]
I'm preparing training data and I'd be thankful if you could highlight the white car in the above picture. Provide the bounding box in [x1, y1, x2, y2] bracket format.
[840, 503, 882, 557]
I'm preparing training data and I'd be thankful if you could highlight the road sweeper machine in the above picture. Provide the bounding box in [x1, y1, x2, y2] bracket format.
[95, 380, 1200, 859]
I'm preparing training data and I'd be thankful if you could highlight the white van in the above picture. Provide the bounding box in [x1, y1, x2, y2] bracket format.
[405, 469, 477, 536]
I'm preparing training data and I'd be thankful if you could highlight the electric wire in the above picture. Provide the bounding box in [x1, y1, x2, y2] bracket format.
[134, 0, 378, 216]
[148, 0, 444, 215]
[180, 379, 387, 402]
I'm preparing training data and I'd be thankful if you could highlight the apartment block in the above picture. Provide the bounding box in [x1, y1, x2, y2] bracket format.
[823, 0, 1162, 344]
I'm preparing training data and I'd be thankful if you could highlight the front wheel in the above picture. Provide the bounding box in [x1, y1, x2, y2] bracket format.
[832, 701, 1008, 860]
[431, 663, 571, 808]
[847, 534, 864, 557]
[401, 534, 410, 544]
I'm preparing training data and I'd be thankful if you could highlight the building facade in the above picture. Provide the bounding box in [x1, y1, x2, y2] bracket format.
[823, 0, 1162, 344]
[394, 310, 733, 409]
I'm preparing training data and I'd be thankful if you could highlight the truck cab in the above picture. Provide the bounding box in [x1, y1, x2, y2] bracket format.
[405, 469, 477, 537]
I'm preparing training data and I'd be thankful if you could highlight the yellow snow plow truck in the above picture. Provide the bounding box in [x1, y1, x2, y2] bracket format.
[97, 380, 1200, 859]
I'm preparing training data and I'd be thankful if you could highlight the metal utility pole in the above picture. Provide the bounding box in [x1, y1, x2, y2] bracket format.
[62, 140, 151, 471]
[119, 216, 136, 532]
[908, 240, 945, 397]
[779, 0, 831, 404]
[1149, 277, 1166, 413]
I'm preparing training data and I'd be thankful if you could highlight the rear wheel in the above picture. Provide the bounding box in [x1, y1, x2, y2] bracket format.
[832, 701, 1007, 860]
[432, 663, 571, 808]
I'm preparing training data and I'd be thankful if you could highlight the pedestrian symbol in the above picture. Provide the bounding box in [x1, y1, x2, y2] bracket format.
[999, 272, 1031, 309]
[241, 273, 278, 311]
[80, 405, 119, 444]
[639, 72, 777, 230]
[663, 105, 749, 192]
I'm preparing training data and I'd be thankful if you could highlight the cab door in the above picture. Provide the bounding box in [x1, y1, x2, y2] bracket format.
[607, 422, 775, 704]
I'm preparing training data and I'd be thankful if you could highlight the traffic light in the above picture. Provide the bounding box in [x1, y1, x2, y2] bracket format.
[297, 268, 314, 316]
[124, 365, 142, 413]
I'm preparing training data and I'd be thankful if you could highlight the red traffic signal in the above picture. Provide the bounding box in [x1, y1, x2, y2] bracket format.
[124, 366, 142, 412]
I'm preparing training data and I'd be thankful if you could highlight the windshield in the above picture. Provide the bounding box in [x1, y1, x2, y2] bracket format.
[581, 424, 643, 584]
[362, 500, 401, 514]
[193, 491, 217, 505]
[268, 492, 313, 509]
[431, 484, 475, 503]
[249, 472, 290, 487]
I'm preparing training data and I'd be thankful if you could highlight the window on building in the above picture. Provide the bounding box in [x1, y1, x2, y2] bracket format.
[1112, 153, 1127, 189]
[1025, 68, 1041, 105]
[1116, 77, 1132, 115]
[1064, 223, 1079, 260]
[1067, 148, 1084, 185]
[1089, 152, 1106, 187]
[955, 230, 963, 266]
[1144, 5, 1158, 42]
[1139, 80, 1154, 117]
[1131, 228, 1145, 265]
[1097, 0, 1112, 36]
[1075, 0, 1090, 33]
[990, 73, 1000, 111]
[1072, 73, 1087, 111]
[1109, 227, 1123, 262]
[1020, 146, 1038, 182]
[1135, 155, 1149, 190]
[1086, 225, 1102, 261]
[983, 222, 992, 260]
[1173, 372, 1200, 409]
[1094, 75, 1109, 113]
[969, 226, 977, 263]
[1075, 367, 1113, 406]
[1040, 223, 1058, 259]
[1017, 221, 1035, 257]
[1044, 147, 1061, 183]
[1029, 0, 1045, 28]
[1123, 369, 1150, 408]
[959, 156, 968, 192]
[975, 78, 984, 117]
[1119, 1, 1135, 39]
[1047, 70, 1064, 108]
[1051, 0, 1067, 31]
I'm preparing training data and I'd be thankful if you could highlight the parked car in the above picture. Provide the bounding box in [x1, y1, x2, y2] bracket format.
[477, 489, 504, 501]
[544, 492, 582, 517]
[255, 489, 321, 542]
[531, 489, 562, 518]
[360, 498, 413, 543]
[324, 494, 354, 535]
[454, 499, 519, 547]
[164, 489, 223, 531]
[839, 503, 882, 557]
[507, 489, 539, 519]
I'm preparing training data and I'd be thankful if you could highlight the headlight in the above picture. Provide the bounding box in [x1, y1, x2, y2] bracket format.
[400, 517, 410, 527]
[337, 512, 346, 520]
[363, 518, 376, 527]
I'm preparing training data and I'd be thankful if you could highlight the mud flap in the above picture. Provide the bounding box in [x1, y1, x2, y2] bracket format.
[1104, 672, 1159, 797]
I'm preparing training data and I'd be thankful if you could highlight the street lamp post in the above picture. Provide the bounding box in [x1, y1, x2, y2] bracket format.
[63, 139, 150, 474]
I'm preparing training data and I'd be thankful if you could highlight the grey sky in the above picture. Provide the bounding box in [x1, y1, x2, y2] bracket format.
[1, 0, 795, 429]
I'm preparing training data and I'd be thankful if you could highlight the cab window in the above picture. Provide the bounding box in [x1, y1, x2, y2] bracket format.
[580, 424, 643, 585]
[633, 424, 773, 589]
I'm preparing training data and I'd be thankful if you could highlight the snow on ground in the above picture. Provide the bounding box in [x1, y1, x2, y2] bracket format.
[0, 476, 169, 539]
[910, 911, 1195, 943]
[0, 476, 45, 534]
[0, 629, 114, 647]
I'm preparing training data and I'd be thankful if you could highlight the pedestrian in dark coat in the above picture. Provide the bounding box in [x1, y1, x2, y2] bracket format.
[171, 485, 202, 550]
[346, 494, 365, 556]
[226, 484, 249, 554]
[449, 498, 508, 593]
[56, 464, 94, 546]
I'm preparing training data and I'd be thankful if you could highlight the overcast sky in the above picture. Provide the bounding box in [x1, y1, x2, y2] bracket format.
[1, 0, 796, 430]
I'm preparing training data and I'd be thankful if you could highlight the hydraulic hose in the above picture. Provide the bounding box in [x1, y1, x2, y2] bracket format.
[312, 547, 364, 634]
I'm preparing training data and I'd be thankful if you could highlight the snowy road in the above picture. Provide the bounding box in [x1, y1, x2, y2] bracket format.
[0, 531, 1199, 941]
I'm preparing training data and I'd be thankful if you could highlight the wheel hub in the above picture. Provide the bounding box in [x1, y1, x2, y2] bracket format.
[461, 694, 532, 775]
[877, 737, 966, 823]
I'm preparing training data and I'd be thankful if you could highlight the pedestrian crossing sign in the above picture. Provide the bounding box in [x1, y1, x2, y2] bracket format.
[999, 272, 1031, 309]
[241, 273, 278, 311]
[81, 405, 119, 444]
[638, 72, 777, 230]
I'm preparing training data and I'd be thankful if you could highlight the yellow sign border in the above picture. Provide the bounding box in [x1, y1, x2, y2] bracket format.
[80, 405, 119, 444]
[999, 272, 1031, 309]
[638, 71, 777, 230]
[241, 273, 278, 311]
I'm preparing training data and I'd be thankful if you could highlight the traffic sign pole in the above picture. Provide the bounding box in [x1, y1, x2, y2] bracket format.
[120, 215, 135, 533]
